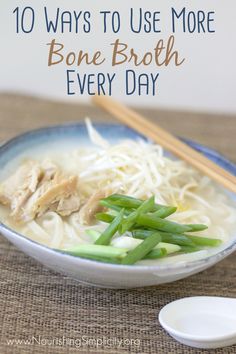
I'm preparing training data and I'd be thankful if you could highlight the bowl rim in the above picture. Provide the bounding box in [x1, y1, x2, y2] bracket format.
[0, 122, 236, 272]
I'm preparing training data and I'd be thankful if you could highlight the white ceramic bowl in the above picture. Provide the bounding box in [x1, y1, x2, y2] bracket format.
[0, 123, 236, 288]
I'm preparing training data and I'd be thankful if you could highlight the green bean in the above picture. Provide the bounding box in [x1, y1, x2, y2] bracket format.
[103, 194, 169, 211]
[97, 213, 196, 235]
[68, 254, 121, 264]
[121, 232, 161, 265]
[136, 214, 192, 234]
[96, 213, 145, 231]
[132, 230, 196, 246]
[63, 244, 127, 259]
[100, 200, 131, 216]
[179, 246, 201, 253]
[158, 232, 196, 246]
[97, 206, 176, 225]
[152, 206, 177, 218]
[132, 229, 157, 239]
[95, 209, 124, 245]
[185, 224, 208, 232]
[186, 235, 222, 247]
[96, 213, 115, 223]
[144, 248, 167, 260]
[132, 229, 221, 247]
[120, 196, 155, 234]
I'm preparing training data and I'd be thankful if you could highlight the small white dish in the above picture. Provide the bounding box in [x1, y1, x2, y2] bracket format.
[159, 296, 236, 349]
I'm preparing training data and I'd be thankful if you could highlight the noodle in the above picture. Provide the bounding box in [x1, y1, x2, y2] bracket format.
[1, 120, 236, 263]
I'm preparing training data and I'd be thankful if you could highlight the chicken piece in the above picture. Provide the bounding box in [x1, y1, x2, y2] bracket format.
[40, 159, 58, 181]
[23, 173, 79, 221]
[0, 158, 81, 222]
[0, 160, 43, 217]
[78, 190, 107, 225]
[50, 193, 81, 216]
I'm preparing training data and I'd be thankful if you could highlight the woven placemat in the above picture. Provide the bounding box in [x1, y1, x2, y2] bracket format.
[1, 236, 236, 354]
[0, 94, 236, 354]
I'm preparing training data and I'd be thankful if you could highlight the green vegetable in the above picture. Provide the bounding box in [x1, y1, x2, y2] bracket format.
[95, 209, 124, 245]
[68, 254, 121, 264]
[96, 206, 175, 224]
[187, 235, 222, 247]
[132, 230, 221, 247]
[185, 224, 208, 232]
[161, 233, 194, 246]
[132, 230, 196, 246]
[87, 194, 220, 265]
[121, 232, 161, 265]
[136, 214, 192, 234]
[103, 193, 169, 211]
[152, 206, 177, 218]
[96, 213, 115, 223]
[120, 196, 155, 234]
[63, 244, 127, 259]
[97, 213, 200, 235]
[144, 248, 167, 260]
[179, 245, 201, 253]
[100, 200, 131, 215]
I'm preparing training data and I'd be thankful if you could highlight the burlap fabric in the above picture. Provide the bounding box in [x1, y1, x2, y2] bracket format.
[0, 94, 236, 354]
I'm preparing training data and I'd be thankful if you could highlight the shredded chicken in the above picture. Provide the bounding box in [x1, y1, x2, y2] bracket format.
[53, 194, 81, 216]
[0, 160, 43, 217]
[78, 190, 107, 225]
[0, 154, 109, 225]
[23, 173, 79, 221]
[0, 160, 80, 222]
[40, 159, 58, 181]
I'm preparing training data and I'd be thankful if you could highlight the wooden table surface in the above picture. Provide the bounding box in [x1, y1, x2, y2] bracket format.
[0, 93, 236, 354]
